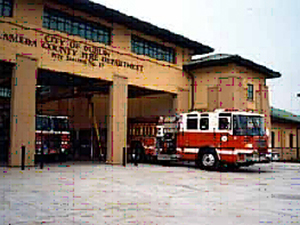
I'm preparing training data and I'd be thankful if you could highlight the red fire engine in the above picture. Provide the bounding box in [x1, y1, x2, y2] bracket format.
[156, 109, 269, 169]
[127, 117, 158, 162]
[35, 115, 70, 160]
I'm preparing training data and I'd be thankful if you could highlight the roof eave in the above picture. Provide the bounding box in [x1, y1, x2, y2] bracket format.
[184, 55, 281, 79]
[54, 0, 214, 55]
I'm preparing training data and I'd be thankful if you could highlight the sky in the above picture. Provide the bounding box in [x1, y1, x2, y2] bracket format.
[93, 0, 300, 115]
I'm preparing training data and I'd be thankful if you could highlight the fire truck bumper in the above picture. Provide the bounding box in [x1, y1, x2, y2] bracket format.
[157, 154, 180, 161]
[236, 152, 269, 163]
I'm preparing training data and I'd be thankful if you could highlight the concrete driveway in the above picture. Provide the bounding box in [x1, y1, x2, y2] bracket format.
[0, 162, 299, 225]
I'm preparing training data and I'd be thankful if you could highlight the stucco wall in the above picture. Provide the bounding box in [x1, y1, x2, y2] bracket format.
[190, 63, 271, 136]
[37, 92, 175, 130]
[271, 121, 299, 160]
[0, 0, 191, 95]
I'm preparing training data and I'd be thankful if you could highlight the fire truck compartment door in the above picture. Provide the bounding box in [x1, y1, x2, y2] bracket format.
[157, 154, 179, 161]
[245, 153, 260, 162]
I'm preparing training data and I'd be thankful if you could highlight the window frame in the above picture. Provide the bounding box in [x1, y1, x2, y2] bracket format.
[42, 7, 111, 45]
[247, 84, 254, 101]
[131, 35, 176, 64]
[289, 133, 293, 148]
[0, 0, 13, 17]
[186, 114, 199, 130]
[271, 131, 275, 148]
[200, 117, 209, 130]
[218, 116, 231, 130]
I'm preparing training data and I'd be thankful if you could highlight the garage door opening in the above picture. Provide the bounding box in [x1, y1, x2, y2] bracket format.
[0, 61, 13, 166]
[36, 69, 110, 163]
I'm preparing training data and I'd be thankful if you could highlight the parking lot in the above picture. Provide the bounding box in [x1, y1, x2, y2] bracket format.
[1, 162, 300, 225]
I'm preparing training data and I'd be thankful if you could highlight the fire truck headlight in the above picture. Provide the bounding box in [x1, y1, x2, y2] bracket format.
[245, 144, 253, 148]
[221, 136, 228, 142]
[266, 128, 270, 137]
[61, 148, 65, 153]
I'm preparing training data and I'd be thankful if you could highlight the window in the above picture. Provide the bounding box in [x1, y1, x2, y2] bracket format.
[187, 118, 198, 130]
[42, 8, 111, 45]
[0, 0, 13, 17]
[290, 133, 293, 148]
[271, 131, 275, 148]
[200, 118, 209, 130]
[0, 87, 11, 98]
[219, 117, 230, 130]
[247, 84, 254, 100]
[131, 35, 175, 63]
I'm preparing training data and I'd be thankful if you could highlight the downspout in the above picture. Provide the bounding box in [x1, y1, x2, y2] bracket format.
[297, 126, 299, 159]
[185, 67, 195, 112]
[191, 73, 195, 111]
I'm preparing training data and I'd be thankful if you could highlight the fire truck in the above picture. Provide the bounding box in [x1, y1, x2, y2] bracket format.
[156, 109, 269, 169]
[35, 115, 70, 161]
[127, 117, 158, 162]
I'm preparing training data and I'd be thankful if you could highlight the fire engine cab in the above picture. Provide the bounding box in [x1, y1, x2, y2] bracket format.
[156, 109, 269, 169]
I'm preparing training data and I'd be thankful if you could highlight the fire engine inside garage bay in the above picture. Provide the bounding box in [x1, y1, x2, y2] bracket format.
[0, 0, 281, 168]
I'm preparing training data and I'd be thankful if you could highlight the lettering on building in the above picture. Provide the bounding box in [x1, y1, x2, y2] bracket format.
[0, 33, 37, 47]
[41, 35, 144, 72]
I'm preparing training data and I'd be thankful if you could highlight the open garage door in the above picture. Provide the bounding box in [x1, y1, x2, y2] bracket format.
[0, 61, 13, 166]
[36, 69, 110, 163]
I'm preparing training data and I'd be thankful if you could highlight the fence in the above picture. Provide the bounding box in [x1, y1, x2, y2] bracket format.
[272, 147, 299, 161]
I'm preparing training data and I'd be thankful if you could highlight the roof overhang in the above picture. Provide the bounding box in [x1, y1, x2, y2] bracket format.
[184, 54, 281, 79]
[53, 0, 214, 55]
[271, 107, 300, 125]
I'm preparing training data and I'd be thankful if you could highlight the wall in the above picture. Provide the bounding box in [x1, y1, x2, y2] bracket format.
[37, 93, 175, 130]
[0, 0, 191, 96]
[271, 121, 299, 160]
[190, 63, 271, 136]
[191, 63, 266, 111]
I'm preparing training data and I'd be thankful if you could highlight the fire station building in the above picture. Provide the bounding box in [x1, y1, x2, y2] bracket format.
[0, 0, 281, 167]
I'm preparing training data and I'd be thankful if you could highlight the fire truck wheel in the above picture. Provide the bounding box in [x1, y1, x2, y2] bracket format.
[197, 148, 219, 170]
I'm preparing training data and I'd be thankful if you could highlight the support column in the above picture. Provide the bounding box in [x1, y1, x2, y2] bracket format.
[9, 55, 37, 167]
[173, 88, 189, 114]
[107, 75, 128, 165]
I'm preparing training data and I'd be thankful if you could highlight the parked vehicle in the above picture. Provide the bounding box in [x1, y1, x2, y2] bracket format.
[35, 115, 70, 162]
[127, 118, 158, 163]
[156, 109, 270, 169]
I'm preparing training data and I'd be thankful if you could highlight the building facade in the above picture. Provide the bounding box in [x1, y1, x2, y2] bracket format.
[0, 0, 213, 166]
[184, 54, 281, 135]
[0, 0, 282, 166]
[271, 108, 300, 160]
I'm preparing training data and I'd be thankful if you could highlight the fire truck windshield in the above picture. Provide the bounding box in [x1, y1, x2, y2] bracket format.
[36, 116, 69, 131]
[36, 116, 50, 131]
[233, 115, 265, 136]
[52, 118, 69, 131]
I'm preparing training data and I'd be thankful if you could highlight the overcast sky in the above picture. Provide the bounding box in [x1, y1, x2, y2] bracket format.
[94, 0, 300, 115]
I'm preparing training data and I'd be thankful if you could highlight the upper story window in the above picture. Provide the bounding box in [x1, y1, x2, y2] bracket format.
[42, 8, 111, 45]
[131, 35, 175, 63]
[247, 84, 254, 101]
[0, 0, 13, 17]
